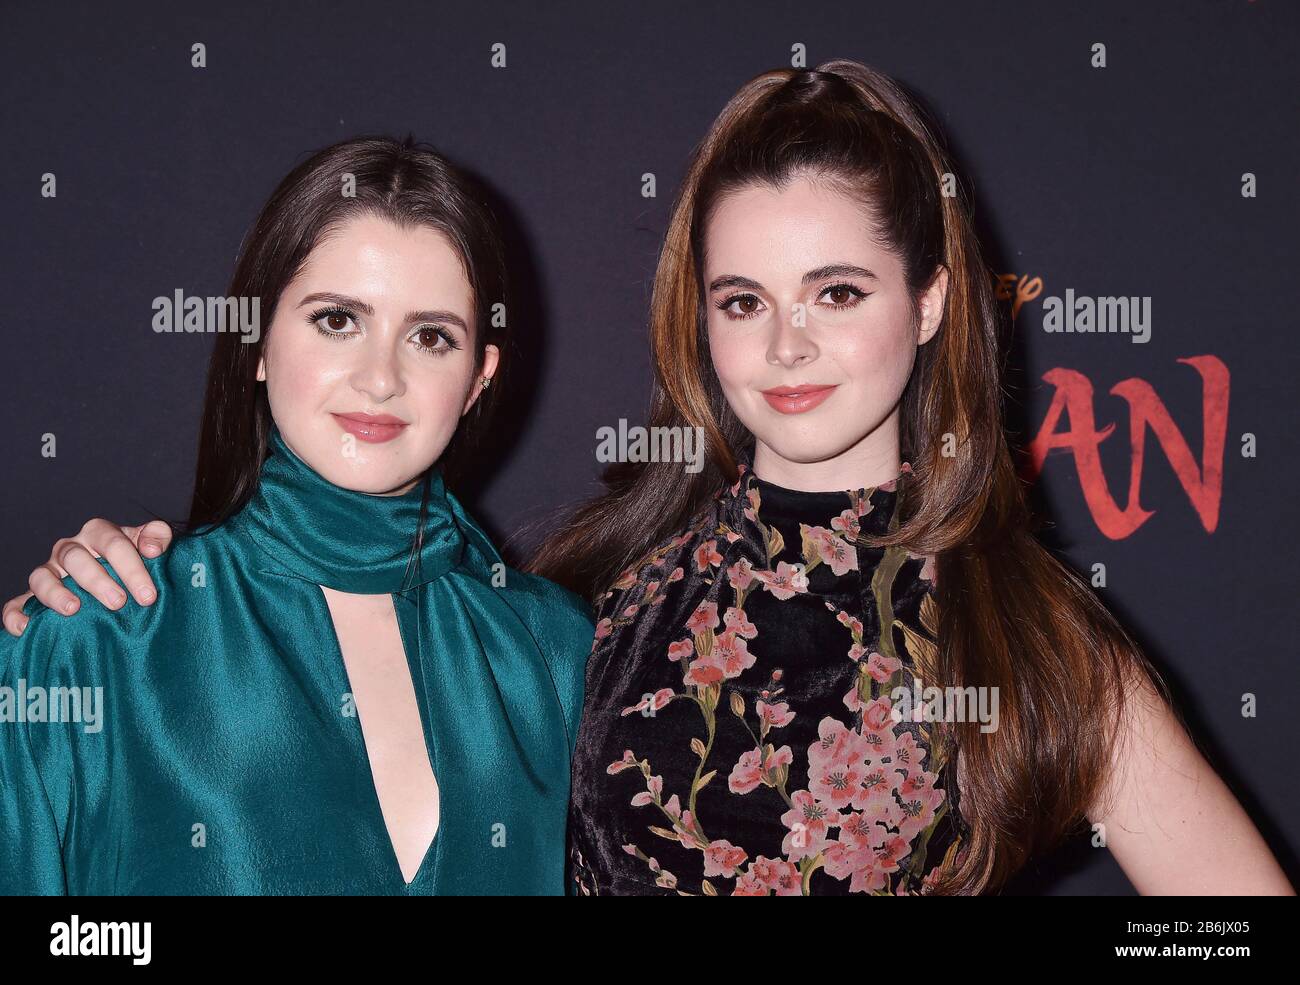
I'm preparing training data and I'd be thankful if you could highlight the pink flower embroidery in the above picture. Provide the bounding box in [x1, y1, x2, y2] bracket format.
[726, 557, 756, 591]
[831, 509, 860, 537]
[802, 524, 858, 577]
[732, 869, 767, 895]
[686, 600, 720, 634]
[694, 539, 723, 572]
[702, 840, 748, 878]
[653, 868, 677, 890]
[865, 650, 901, 682]
[862, 696, 896, 734]
[896, 772, 946, 840]
[713, 631, 756, 679]
[851, 765, 895, 812]
[677, 811, 708, 851]
[838, 807, 887, 846]
[753, 856, 802, 896]
[728, 745, 793, 794]
[667, 639, 694, 663]
[620, 688, 675, 717]
[824, 833, 907, 893]
[722, 606, 758, 639]
[606, 750, 638, 774]
[859, 721, 897, 770]
[757, 699, 794, 729]
[684, 655, 725, 687]
[754, 561, 809, 600]
[809, 716, 871, 770]
[891, 731, 927, 779]
[662, 794, 682, 820]
[809, 755, 865, 809]
[844, 682, 864, 713]
[780, 789, 838, 861]
[727, 748, 764, 794]
[598, 461, 954, 895]
[630, 773, 663, 807]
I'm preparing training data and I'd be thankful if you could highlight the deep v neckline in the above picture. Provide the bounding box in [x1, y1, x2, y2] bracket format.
[317, 586, 441, 889]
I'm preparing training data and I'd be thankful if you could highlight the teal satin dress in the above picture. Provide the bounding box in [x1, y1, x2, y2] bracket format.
[0, 428, 594, 894]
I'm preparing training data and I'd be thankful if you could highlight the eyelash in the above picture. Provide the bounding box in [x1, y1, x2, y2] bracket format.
[714, 283, 869, 321]
[306, 305, 462, 354]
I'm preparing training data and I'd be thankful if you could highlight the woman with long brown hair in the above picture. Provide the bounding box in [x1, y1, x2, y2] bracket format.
[531, 60, 1292, 895]
[7, 62, 1292, 895]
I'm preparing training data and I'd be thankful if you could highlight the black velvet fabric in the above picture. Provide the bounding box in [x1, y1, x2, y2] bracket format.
[568, 450, 970, 895]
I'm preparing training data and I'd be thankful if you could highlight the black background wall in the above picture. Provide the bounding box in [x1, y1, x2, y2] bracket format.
[1, 0, 1295, 894]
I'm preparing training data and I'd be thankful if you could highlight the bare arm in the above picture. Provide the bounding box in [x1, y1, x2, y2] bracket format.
[1, 519, 173, 636]
[1090, 673, 1295, 895]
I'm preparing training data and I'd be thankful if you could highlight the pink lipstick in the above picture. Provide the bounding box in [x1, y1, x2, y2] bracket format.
[760, 384, 838, 415]
[331, 412, 409, 443]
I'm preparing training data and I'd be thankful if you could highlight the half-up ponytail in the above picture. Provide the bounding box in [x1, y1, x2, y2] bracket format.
[529, 60, 1170, 893]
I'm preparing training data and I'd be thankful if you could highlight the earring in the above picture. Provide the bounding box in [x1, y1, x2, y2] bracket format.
[480, 377, 492, 390]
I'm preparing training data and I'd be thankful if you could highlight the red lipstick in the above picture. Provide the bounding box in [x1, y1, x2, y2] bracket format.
[331, 412, 409, 443]
[760, 384, 838, 415]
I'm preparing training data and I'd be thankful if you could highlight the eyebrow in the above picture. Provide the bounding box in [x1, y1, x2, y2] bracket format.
[296, 292, 470, 333]
[707, 264, 878, 293]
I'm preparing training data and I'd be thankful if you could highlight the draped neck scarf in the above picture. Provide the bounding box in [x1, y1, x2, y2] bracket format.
[234, 425, 467, 594]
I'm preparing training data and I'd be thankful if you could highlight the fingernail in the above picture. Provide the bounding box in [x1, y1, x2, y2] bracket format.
[142, 544, 160, 557]
[137, 586, 155, 602]
[63, 599, 78, 614]
[110, 592, 126, 606]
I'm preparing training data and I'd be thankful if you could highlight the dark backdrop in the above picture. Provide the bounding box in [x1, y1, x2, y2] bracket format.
[1, 0, 1295, 894]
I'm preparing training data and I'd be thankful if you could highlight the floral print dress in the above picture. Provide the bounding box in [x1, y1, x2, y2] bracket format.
[567, 451, 970, 895]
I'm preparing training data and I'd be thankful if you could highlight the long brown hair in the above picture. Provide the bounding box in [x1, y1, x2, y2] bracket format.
[527, 61, 1170, 893]
[185, 135, 510, 558]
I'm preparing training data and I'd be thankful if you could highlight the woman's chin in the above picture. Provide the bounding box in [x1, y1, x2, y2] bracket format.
[309, 458, 427, 497]
[752, 432, 866, 467]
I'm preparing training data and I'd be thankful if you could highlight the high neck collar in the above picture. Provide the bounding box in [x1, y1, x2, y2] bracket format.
[720, 446, 911, 540]
[233, 425, 467, 594]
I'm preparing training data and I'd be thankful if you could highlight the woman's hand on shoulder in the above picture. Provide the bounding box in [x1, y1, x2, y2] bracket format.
[1, 519, 173, 637]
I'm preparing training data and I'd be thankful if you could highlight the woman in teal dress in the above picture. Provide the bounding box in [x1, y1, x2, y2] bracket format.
[0, 135, 592, 894]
